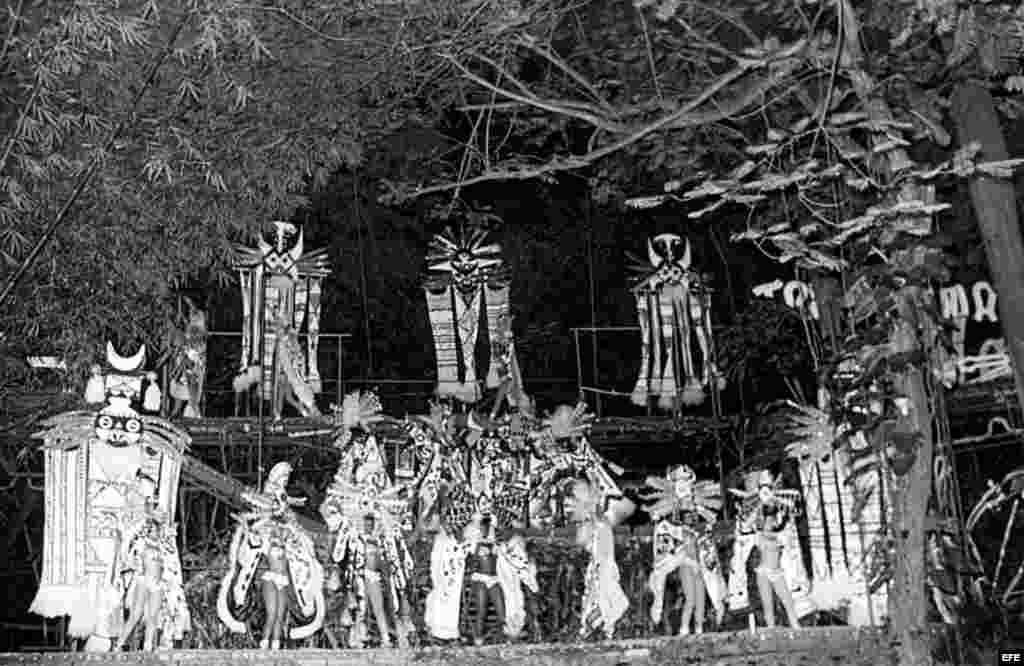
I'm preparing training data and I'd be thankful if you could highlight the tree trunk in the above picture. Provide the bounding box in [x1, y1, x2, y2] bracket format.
[889, 291, 936, 666]
[950, 81, 1024, 411]
[836, 1, 934, 663]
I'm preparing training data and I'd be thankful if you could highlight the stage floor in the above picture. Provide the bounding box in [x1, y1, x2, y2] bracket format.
[0, 627, 895, 665]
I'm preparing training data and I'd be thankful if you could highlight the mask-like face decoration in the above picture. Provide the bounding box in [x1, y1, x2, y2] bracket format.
[451, 250, 480, 292]
[95, 396, 143, 445]
[647, 233, 691, 286]
[258, 221, 303, 276]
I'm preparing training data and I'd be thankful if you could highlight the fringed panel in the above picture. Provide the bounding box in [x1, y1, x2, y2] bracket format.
[306, 278, 324, 393]
[649, 292, 663, 406]
[656, 290, 677, 410]
[631, 292, 651, 406]
[239, 270, 253, 369]
[800, 462, 831, 583]
[817, 457, 847, 578]
[425, 287, 461, 397]
[483, 284, 510, 389]
[31, 446, 86, 618]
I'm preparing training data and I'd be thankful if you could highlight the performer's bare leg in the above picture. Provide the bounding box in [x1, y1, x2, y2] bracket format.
[678, 565, 698, 636]
[365, 575, 392, 647]
[756, 538, 801, 629]
[693, 572, 707, 634]
[142, 589, 161, 650]
[260, 579, 278, 648]
[115, 584, 146, 650]
[395, 594, 412, 648]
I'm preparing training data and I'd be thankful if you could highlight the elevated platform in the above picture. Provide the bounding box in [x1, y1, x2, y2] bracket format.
[0, 627, 896, 666]
[174, 413, 735, 448]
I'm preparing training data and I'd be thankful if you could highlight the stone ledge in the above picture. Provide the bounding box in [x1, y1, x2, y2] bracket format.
[0, 628, 896, 666]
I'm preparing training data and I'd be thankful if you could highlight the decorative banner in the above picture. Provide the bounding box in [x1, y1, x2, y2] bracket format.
[754, 278, 1008, 385]
[784, 403, 889, 626]
[629, 234, 723, 410]
[233, 221, 331, 415]
[935, 281, 1006, 385]
[752, 279, 820, 320]
[423, 228, 517, 404]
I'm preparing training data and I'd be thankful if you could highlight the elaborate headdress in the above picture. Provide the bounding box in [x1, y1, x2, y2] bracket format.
[729, 468, 801, 516]
[331, 390, 386, 450]
[783, 402, 836, 463]
[642, 464, 723, 523]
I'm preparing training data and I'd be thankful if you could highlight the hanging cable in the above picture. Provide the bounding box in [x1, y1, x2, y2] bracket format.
[353, 177, 374, 376]
[586, 198, 601, 415]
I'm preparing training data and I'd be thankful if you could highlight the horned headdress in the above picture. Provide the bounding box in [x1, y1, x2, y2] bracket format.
[233, 221, 330, 406]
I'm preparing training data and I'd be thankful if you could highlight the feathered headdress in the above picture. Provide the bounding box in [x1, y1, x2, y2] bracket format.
[531, 402, 594, 458]
[545, 402, 593, 440]
[729, 469, 801, 516]
[330, 390, 385, 449]
[642, 464, 723, 523]
[783, 402, 836, 463]
[322, 477, 407, 535]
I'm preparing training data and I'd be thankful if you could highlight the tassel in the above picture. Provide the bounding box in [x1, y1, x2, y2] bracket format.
[631, 293, 651, 406]
[456, 380, 481, 404]
[426, 287, 461, 397]
[143, 373, 162, 412]
[649, 292, 662, 405]
[306, 278, 323, 392]
[506, 342, 528, 408]
[239, 269, 254, 369]
[682, 379, 705, 406]
[233, 366, 261, 393]
[84, 366, 105, 404]
[484, 284, 511, 389]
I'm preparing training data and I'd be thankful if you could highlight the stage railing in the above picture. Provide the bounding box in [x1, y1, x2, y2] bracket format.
[194, 331, 350, 417]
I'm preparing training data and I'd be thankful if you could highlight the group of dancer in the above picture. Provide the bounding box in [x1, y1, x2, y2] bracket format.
[211, 392, 808, 650]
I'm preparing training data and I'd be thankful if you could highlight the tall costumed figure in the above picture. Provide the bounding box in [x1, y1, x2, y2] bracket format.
[232, 221, 330, 420]
[217, 462, 325, 648]
[30, 343, 190, 651]
[423, 227, 515, 404]
[167, 301, 207, 418]
[418, 418, 538, 644]
[728, 469, 808, 628]
[320, 390, 416, 648]
[642, 465, 726, 635]
[628, 234, 724, 409]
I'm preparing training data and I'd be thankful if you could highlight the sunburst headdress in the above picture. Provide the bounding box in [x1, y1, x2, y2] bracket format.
[642, 464, 723, 523]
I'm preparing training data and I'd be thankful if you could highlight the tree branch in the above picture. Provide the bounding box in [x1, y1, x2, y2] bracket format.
[514, 35, 615, 112]
[443, 53, 630, 133]
[389, 45, 805, 200]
